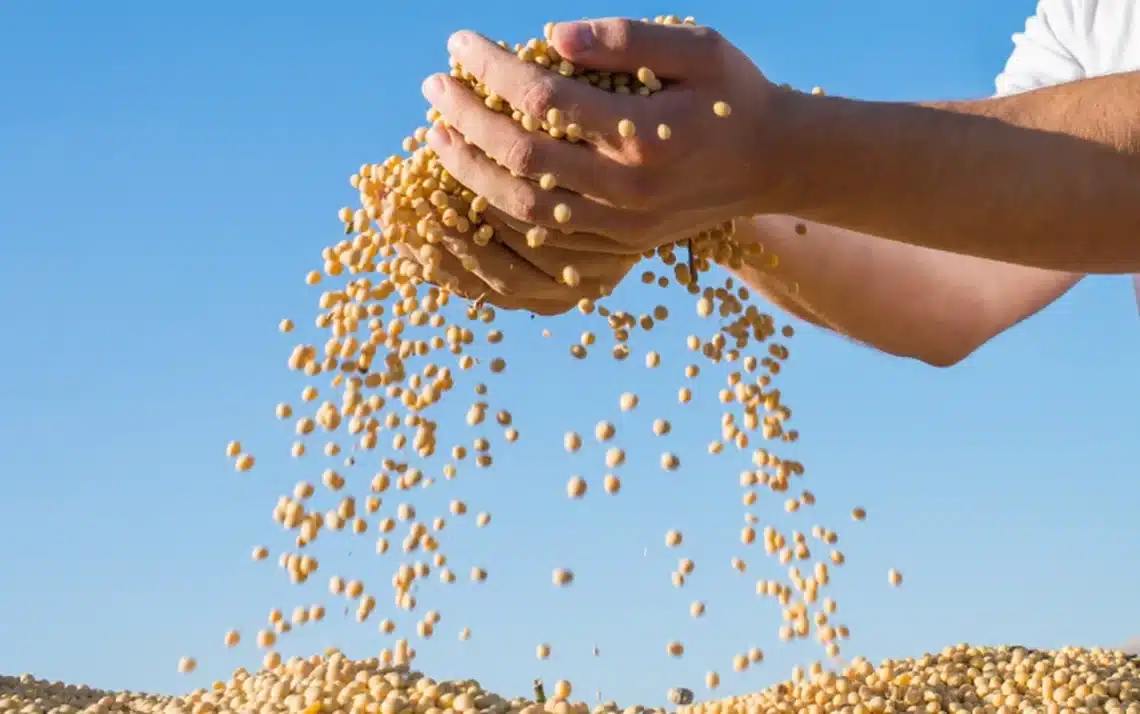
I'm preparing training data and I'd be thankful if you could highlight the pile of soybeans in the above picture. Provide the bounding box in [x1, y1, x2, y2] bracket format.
[6, 647, 1140, 713]
[9, 14, 1136, 714]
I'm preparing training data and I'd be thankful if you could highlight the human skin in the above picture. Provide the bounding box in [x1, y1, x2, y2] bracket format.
[417, 104, 1080, 365]
[731, 217, 1081, 366]
[413, 19, 1136, 363]
[428, 21, 1140, 272]
[761, 77, 1140, 274]
[392, 213, 635, 316]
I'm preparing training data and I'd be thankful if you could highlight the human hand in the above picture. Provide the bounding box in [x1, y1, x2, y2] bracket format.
[421, 18, 788, 256]
[394, 203, 637, 315]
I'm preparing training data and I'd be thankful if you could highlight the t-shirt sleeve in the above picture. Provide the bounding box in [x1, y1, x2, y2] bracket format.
[994, 0, 1086, 96]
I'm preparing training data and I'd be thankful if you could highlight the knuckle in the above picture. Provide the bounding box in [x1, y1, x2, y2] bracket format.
[604, 19, 636, 51]
[518, 77, 560, 120]
[504, 185, 542, 224]
[502, 134, 543, 176]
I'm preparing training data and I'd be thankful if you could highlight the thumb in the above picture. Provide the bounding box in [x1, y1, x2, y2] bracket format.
[550, 18, 723, 81]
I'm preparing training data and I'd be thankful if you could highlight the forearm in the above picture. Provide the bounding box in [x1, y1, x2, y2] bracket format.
[729, 216, 1081, 366]
[764, 72, 1140, 273]
[737, 267, 828, 329]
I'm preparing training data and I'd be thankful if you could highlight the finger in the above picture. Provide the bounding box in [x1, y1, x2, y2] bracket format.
[393, 243, 477, 296]
[480, 203, 650, 256]
[485, 209, 647, 257]
[491, 203, 729, 258]
[426, 191, 579, 288]
[433, 214, 614, 301]
[431, 193, 572, 294]
[395, 244, 574, 314]
[435, 226, 574, 301]
[550, 18, 727, 82]
[423, 74, 632, 198]
[489, 217, 637, 282]
[538, 231, 648, 256]
[426, 123, 643, 239]
[446, 30, 629, 139]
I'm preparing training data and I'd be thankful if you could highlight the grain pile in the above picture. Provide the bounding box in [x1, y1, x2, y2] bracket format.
[6, 646, 1140, 714]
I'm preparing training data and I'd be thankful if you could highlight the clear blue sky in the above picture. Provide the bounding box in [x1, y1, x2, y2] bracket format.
[1, 0, 1137, 706]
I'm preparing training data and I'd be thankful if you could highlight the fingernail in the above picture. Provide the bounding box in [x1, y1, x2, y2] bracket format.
[447, 31, 473, 55]
[427, 123, 451, 147]
[421, 74, 445, 100]
[555, 22, 594, 53]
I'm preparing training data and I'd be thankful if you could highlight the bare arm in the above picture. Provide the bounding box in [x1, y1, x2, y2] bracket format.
[730, 216, 1081, 366]
[762, 71, 1140, 273]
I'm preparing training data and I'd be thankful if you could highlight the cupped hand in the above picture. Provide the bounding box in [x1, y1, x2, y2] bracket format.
[395, 197, 638, 315]
[421, 18, 788, 256]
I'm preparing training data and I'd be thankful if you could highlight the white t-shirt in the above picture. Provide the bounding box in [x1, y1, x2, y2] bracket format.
[994, 0, 1140, 302]
[995, 0, 1140, 95]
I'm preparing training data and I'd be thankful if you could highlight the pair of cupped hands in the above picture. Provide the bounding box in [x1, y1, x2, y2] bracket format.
[400, 18, 780, 314]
